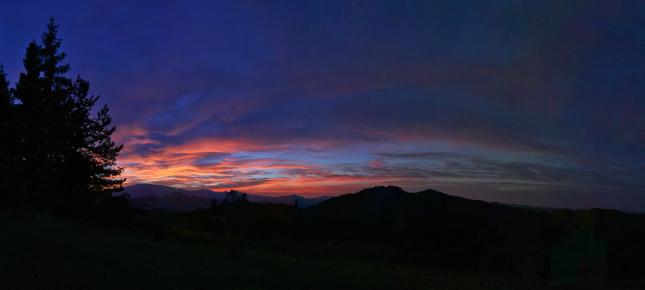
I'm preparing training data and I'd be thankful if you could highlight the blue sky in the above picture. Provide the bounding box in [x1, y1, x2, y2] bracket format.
[1, 1, 645, 210]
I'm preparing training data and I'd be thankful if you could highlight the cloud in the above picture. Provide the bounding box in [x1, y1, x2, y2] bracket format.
[4, 0, 645, 209]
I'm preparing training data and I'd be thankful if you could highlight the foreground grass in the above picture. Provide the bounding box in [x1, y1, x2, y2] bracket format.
[0, 211, 626, 290]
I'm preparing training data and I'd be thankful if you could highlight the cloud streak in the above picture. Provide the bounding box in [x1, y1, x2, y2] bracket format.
[2, 0, 645, 210]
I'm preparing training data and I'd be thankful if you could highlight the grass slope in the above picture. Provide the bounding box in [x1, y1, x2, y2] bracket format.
[0, 211, 524, 290]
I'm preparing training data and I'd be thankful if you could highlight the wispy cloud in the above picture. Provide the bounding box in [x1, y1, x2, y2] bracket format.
[3, 0, 644, 209]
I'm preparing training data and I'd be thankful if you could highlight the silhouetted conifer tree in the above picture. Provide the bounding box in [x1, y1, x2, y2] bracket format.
[224, 190, 248, 204]
[0, 65, 14, 205]
[8, 18, 125, 211]
[0, 65, 11, 109]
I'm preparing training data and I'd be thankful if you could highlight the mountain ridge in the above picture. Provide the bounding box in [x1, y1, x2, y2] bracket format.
[125, 184, 332, 211]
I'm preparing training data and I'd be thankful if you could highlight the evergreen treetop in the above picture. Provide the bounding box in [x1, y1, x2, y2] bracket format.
[2, 18, 126, 212]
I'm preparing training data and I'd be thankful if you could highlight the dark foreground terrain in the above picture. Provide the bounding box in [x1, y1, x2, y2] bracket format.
[2, 186, 645, 289]
[2, 211, 522, 290]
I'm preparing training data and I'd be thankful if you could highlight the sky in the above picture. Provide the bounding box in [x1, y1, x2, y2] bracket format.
[1, 1, 645, 211]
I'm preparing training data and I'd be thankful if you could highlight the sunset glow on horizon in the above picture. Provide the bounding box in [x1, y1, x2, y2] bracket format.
[3, 1, 645, 211]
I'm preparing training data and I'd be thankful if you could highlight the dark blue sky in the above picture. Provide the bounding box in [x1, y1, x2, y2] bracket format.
[2, 1, 645, 210]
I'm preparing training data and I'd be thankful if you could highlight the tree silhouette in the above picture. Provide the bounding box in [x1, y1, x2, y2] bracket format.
[5, 18, 125, 212]
[0, 64, 15, 205]
[224, 190, 248, 204]
[0, 65, 11, 109]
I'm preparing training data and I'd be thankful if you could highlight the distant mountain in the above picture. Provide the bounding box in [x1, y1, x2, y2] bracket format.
[308, 185, 496, 219]
[127, 184, 645, 280]
[302, 186, 551, 263]
[247, 195, 331, 208]
[130, 192, 212, 212]
[125, 184, 330, 211]
[126, 184, 224, 199]
[308, 185, 533, 220]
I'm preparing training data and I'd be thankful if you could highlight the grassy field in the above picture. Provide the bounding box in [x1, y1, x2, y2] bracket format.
[0, 211, 630, 290]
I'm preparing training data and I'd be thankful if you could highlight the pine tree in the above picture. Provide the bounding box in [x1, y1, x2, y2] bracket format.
[0, 64, 14, 205]
[13, 42, 42, 107]
[86, 104, 126, 202]
[10, 18, 125, 211]
[13, 19, 70, 206]
[0, 64, 12, 109]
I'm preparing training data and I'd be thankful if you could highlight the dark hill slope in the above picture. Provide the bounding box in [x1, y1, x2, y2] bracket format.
[130, 192, 212, 212]
[303, 186, 553, 270]
[125, 184, 329, 210]
[126, 184, 223, 199]
[306, 186, 549, 241]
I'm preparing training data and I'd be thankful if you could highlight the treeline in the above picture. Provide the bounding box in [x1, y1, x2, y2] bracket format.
[0, 19, 126, 213]
[135, 186, 645, 283]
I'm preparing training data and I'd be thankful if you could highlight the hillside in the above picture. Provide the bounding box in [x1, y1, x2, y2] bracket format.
[3, 185, 645, 288]
[121, 185, 645, 286]
[0, 211, 522, 290]
[130, 192, 212, 212]
[125, 184, 330, 211]
[126, 184, 225, 199]
[297, 186, 645, 283]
